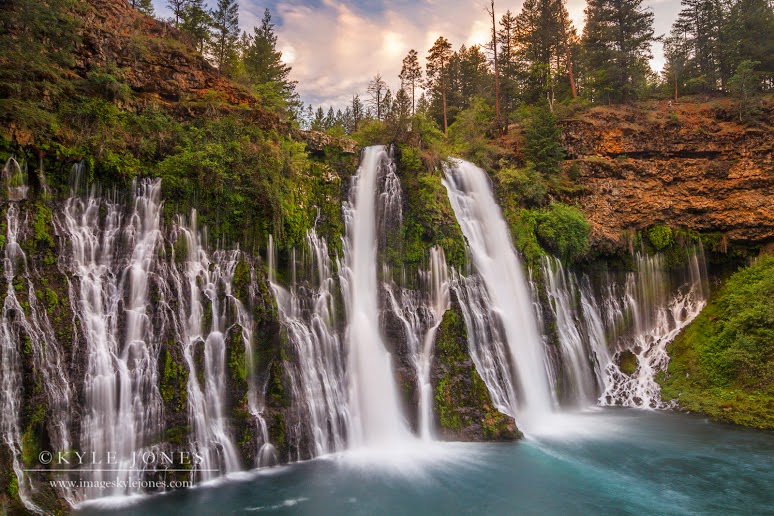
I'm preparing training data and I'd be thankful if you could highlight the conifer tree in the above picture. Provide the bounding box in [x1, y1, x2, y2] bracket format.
[367, 73, 387, 120]
[180, 0, 211, 54]
[399, 50, 423, 115]
[426, 36, 453, 134]
[167, 0, 187, 27]
[210, 0, 240, 77]
[241, 9, 297, 106]
[581, 0, 655, 102]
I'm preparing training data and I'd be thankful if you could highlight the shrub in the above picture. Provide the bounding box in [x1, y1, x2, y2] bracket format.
[534, 203, 590, 262]
[497, 165, 547, 206]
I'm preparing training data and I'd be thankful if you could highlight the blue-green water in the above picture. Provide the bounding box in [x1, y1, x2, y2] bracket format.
[78, 409, 773, 515]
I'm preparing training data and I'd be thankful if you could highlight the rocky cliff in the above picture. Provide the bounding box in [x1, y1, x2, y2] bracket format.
[559, 99, 773, 253]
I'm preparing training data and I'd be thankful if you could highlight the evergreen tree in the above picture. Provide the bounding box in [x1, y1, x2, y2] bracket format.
[132, 0, 155, 16]
[367, 73, 387, 120]
[399, 49, 423, 115]
[180, 0, 211, 54]
[210, 0, 240, 77]
[167, 0, 187, 27]
[523, 105, 564, 176]
[725, 0, 774, 85]
[311, 106, 325, 131]
[670, 0, 727, 91]
[515, 0, 576, 104]
[497, 10, 519, 119]
[581, 0, 655, 102]
[426, 36, 453, 134]
[351, 94, 364, 130]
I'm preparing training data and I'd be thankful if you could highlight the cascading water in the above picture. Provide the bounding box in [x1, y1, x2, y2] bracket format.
[2, 157, 29, 201]
[443, 159, 553, 426]
[340, 146, 410, 446]
[168, 211, 240, 479]
[599, 247, 708, 408]
[541, 256, 604, 406]
[269, 230, 348, 457]
[60, 178, 165, 495]
[384, 247, 450, 440]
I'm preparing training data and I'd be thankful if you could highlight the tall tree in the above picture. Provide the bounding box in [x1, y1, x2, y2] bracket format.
[725, 0, 774, 84]
[399, 49, 422, 115]
[497, 10, 519, 123]
[426, 36, 453, 134]
[132, 0, 155, 16]
[515, 0, 577, 104]
[180, 0, 211, 54]
[351, 94, 364, 130]
[367, 73, 387, 120]
[242, 9, 297, 105]
[486, 0, 502, 130]
[581, 0, 655, 102]
[167, 0, 187, 27]
[210, 0, 240, 77]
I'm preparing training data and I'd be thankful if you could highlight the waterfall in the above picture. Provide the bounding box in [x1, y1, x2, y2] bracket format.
[541, 256, 602, 406]
[60, 178, 164, 495]
[1, 205, 43, 513]
[443, 159, 553, 426]
[169, 211, 240, 479]
[599, 247, 708, 408]
[340, 145, 410, 446]
[384, 247, 450, 440]
[2, 157, 29, 201]
[269, 230, 348, 457]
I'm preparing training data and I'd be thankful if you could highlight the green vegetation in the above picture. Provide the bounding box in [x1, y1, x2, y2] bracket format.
[534, 203, 591, 263]
[660, 256, 774, 429]
[647, 225, 674, 251]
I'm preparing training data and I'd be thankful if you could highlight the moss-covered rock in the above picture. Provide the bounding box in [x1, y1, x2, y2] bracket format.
[659, 255, 774, 429]
[430, 295, 522, 441]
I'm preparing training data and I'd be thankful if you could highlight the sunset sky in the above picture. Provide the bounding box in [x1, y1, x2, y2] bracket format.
[152, 0, 682, 109]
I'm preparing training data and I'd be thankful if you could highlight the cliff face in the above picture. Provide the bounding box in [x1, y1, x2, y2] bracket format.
[560, 100, 774, 251]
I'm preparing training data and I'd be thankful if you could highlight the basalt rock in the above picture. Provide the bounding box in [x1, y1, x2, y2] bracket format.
[559, 100, 774, 251]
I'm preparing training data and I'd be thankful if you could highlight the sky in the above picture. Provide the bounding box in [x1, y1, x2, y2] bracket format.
[152, 0, 683, 110]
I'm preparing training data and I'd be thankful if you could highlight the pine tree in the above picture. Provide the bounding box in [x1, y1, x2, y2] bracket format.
[132, 0, 155, 16]
[167, 0, 187, 27]
[515, 0, 576, 104]
[367, 73, 387, 120]
[523, 105, 564, 176]
[210, 0, 240, 77]
[725, 0, 774, 84]
[426, 36, 453, 134]
[581, 0, 655, 102]
[180, 0, 211, 54]
[311, 107, 325, 131]
[399, 49, 422, 115]
[351, 94, 364, 130]
[241, 9, 297, 107]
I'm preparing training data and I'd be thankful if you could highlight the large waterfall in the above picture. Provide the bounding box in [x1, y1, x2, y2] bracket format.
[0, 151, 715, 511]
[443, 159, 554, 426]
[340, 146, 410, 446]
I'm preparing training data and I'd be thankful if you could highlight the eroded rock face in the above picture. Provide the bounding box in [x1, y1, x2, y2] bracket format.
[560, 101, 774, 251]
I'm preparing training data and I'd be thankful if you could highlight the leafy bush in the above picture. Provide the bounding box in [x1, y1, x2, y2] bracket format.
[534, 203, 590, 262]
[497, 165, 547, 206]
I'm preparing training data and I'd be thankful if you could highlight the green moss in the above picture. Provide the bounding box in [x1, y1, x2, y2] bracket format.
[233, 261, 251, 302]
[618, 350, 638, 375]
[648, 225, 674, 251]
[164, 425, 191, 446]
[659, 256, 774, 429]
[159, 345, 188, 411]
[6, 472, 18, 499]
[435, 375, 463, 431]
[228, 326, 248, 386]
[267, 359, 289, 408]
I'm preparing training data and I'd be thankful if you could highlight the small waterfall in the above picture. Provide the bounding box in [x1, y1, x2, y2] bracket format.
[169, 211, 240, 479]
[541, 256, 601, 406]
[60, 178, 164, 496]
[384, 247, 450, 440]
[443, 159, 553, 427]
[269, 230, 348, 456]
[340, 146, 410, 446]
[1, 205, 43, 513]
[599, 247, 708, 407]
[2, 157, 29, 200]
[450, 271, 519, 417]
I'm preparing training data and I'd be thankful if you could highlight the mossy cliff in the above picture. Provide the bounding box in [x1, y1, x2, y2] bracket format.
[430, 294, 522, 441]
